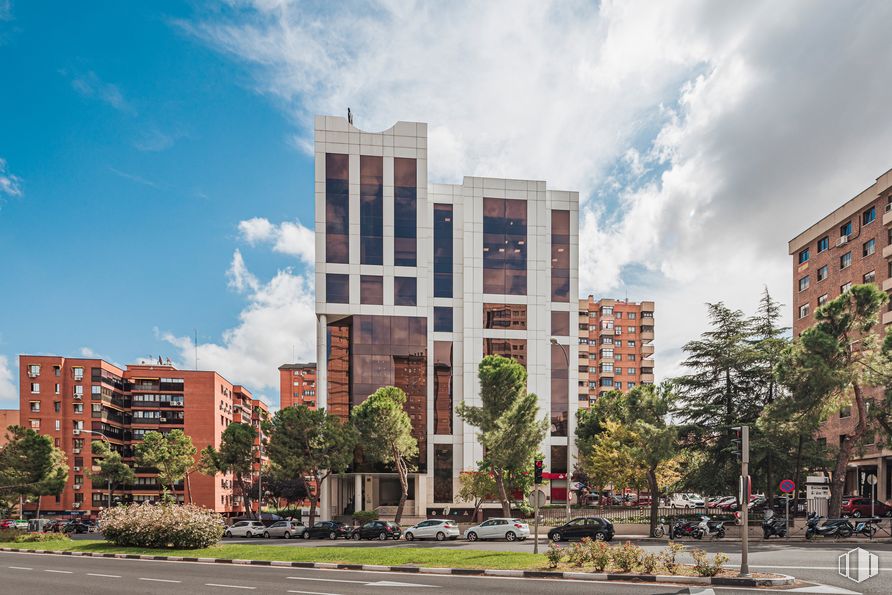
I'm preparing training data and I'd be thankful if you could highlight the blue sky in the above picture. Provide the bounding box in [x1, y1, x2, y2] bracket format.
[3, 1, 892, 408]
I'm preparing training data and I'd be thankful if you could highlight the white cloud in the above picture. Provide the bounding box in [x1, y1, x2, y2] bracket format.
[185, 0, 892, 380]
[163, 251, 316, 402]
[238, 217, 314, 265]
[0, 355, 17, 409]
[0, 157, 22, 198]
[68, 70, 134, 114]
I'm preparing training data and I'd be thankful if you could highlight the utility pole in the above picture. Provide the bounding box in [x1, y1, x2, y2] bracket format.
[734, 425, 751, 578]
[533, 459, 543, 554]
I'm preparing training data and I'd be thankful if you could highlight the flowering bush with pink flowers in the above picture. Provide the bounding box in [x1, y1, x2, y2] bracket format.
[100, 503, 224, 549]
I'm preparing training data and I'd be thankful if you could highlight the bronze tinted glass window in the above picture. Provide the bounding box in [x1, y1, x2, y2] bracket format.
[326, 274, 349, 304]
[325, 153, 349, 264]
[360, 156, 383, 265]
[360, 275, 383, 305]
[394, 276, 417, 306]
[433, 444, 453, 502]
[326, 320, 351, 419]
[434, 307, 453, 332]
[551, 210, 570, 302]
[551, 342, 569, 436]
[483, 303, 527, 329]
[483, 198, 527, 295]
[394, 158, 417, 266]
[550, 445, 568, 474]
[551, 311, 570, 336]
[433, 341, 452, 435]
[483, 338, 527, 368]
[433, 204, 453, 297]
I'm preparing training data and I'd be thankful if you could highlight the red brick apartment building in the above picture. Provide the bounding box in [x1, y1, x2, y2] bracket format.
[0, 409, 19, 446]
[278, 363, 316, 410]
[788, 167, 892, 502]
[577, 297, 655, 406]
[19, 355, 266, 518]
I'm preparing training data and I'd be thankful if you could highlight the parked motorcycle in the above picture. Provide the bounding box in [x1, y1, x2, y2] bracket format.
[762, 509, 788, 539]
[669, 518, 700, 539]
[693, 516, 726, 539]
[805, 512, 853, 540]
[853, 518, 878, 538]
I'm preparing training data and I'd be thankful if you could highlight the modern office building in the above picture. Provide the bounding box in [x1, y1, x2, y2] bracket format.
[788, 167, 892, 502]
[18, 355, 264, 517]
[314, 115, 579, 517]
[278, 363, 317, 410]
[577, 297, 655, 406]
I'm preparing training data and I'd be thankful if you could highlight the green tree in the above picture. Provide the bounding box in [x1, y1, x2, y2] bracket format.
[199, 422, 258, 518]
[457, 356, 548, 517]
[135, 430, 196, 500]
[90, 441, 135, 507]
[0, 426, 69, 517]
[457, 471, 496, 521]
[778, 283, 888, 516]
[263, 464, 309, 511]
[265, 405, 357, 527]
[351, 387, 418, 524]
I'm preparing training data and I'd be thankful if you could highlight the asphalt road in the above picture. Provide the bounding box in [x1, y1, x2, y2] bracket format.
[0, 550, 865, 595]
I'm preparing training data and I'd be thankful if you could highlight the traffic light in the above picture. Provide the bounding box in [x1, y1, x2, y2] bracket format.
[731, 426, 749, 464]
[731, 428, 743, 462]
[534, 459, 543, 484]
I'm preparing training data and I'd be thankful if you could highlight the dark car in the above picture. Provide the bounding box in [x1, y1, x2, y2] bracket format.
[547, 517, 614, 542]
[350, 520, 402, 541]
[303, 520, 350, 540]
[841, 497, 892, 518]
[62, 521, 92, 534]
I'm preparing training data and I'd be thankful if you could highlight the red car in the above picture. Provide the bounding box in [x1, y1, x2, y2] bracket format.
[0, 519, 17, 529]
[840, 497, 892, 518]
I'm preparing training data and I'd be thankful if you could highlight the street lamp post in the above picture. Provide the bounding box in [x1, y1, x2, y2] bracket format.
[550, 338, 572, 523]
[81, 429, 113, 511]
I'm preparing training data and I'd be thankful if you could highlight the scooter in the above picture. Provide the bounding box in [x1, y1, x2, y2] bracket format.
[693, 516, 725, 539]
[853, 518, 878, 538]
[762, 509, 787, 539]
[805, 512, 853, 540]
[669, 518, 700, 539]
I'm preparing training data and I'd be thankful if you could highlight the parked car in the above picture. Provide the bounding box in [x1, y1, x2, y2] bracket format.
[304, 520, 350, 540]
[61, 521, 93, 534]
[262, 520, 307, 539]
[403, 519, 460, 541]
[350, 520, 402, 541]
[464, 518, 530, 542]
[841, 497, 892, 518]
[634, 496, 652, 507]
[547, 517, 614, 542]
[0, 519, 17, 529]
[223, 520, 267, 538]
[716, 497, 740, 512]
[669, 493, 705, 508]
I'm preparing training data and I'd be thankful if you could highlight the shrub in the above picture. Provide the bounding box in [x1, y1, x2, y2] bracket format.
[567, 537, 593, 567]
[589, 539, 612, 572]
[657, 542, 686, 574]
[691, 548, 728, 577]
[100, 503, 224, 549]
[0, 528, 22, 542]
[545, 541, 564, 568]
[352, 510, 379, 524]
[611, 541, 643, 572]
[13, 532, 71, 543]
[641, 553, 659, 574]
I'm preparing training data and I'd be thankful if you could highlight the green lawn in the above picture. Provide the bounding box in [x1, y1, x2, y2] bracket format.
[0, 539, 546, 570]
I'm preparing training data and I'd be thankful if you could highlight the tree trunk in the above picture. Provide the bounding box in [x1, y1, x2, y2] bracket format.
[308, 472, 321, 528]
[472, 497, 483, 522]
[395, 452, 408, 525]
[494, 469, 512, 518]
[829, 382, 868, 517]
[186, 472, 193, 504]
[646, 466, 659, 537]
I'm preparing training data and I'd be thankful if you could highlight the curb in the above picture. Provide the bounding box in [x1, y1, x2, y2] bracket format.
[0, 547, 795, 587]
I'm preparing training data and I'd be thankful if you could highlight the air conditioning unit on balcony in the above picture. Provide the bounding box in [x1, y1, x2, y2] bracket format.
[837, 235, 849, 247]
[73, 466, 81, 472]
[73, 502, 81, 509]
[74, 394, 82, 400]
[73, 448, 81, 454]
[159, 418, 167, 423]
[73, 484, 82, 490]
[73, 429, 81, 435]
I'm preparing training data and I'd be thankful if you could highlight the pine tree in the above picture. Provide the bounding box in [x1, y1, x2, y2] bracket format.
[200, 423, 258, 518]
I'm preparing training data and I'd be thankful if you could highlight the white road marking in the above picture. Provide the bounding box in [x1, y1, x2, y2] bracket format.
[87, 573, 121, 578]
[44, 569, 72, 574]
[288, 577, 367, 584]
[138, 577, 181, 583]
[366, 580, 439, 587]
[205, 584, 256, 590]
[8, 566, 31, 570]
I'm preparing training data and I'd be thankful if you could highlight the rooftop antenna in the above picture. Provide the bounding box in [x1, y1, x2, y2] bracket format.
[347, 107, 353, 125]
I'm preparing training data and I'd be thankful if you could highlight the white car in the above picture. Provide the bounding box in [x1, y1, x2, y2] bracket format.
[464, 518, 530, 542]
[224, 520, 267, 538]
[669, 493, 705, 509]
[403, 519, 460, 541]
[262, 520, 308, 539]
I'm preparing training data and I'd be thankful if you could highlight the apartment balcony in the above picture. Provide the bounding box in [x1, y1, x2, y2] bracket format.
[883, 277, 892, 292]
[883, 244, 892, 259]
[640, 373, 655, 383]
[884, 203, 892, 226]
[640, 326, 655, 341]
[641, 344, 655, 356]
[599, 368, 615, 377]
[883, 311, 892, 325]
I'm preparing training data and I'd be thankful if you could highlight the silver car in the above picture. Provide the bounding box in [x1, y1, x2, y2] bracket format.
[263, 520, 307, 539]
[224, 520, 266, 538]
[403, 519, 460, 541]
[464, 518, 530, 542]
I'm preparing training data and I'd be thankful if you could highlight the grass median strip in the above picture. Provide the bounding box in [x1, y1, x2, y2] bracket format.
[0, 540, 545, 570]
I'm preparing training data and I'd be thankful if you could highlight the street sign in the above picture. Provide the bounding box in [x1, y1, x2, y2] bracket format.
[866, 474, 878, 486]
[779, 479, 796, 493]
[528, 489, 546, 507]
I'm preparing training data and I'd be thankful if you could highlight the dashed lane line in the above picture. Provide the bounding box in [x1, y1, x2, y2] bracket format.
[87, 573, 121, 578]
[44, 569, 72, 574]
[138, 577, 181, 583]
[205, 584, 256, 590]
[8, 566, 31, 570]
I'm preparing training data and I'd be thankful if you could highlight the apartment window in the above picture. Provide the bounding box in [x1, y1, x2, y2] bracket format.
[627, 382, 636, 389]
[433, 204, 453, 297]
[615, 367, 623, 375]
[29, 401, 40, 412]
[30, 419, 40, 430]
[840, 252, 852, 269]
[863, 206, 876, 225]
[798, 248, 810, 264]
[74, 385, 83, 396]
[30, 382, 39, 394]
[615, 311, 623, 319]
[55, 420, 60, 431]
[53, 401, 60, 413]
[817, 265, 829, 281]
[394, 277, 417, 306]
[73, 367, 84, 381]
[627, 340, 636, 347]
[73, 403, 84, 414]
[798, 304, 810, 319]
[840, 221, 852, 237]
[326, 274, 349, 304]
[627, 326, 636, 333]
[53, 365, 60, 377]
[629, 367, 637, 375]
[841, 282, 852, 293]
[864, 270, 876, 284]
[615, 354, 623, 361]
[628, 354, 637, 361]
[601, 306, 613, 316]
[325, 153, 349, 264]
[628, 312, 636, 319]
[600, 378, 613, 387]
[840, 405, 852, 418]
[600, 348, 614, 359]
[91, 385, 101, 395]
[600, 336, 613, 345]
[434, 307, 453, 333]
[817, 236, 830, 253]
[863, 239, 876, 257]
[818, 293, 829, 306]
[798, 276, 810, 292]
[359, 275, 384, 306]
[601, 363, 614, 373]
[551, 210, 570, 302]
[55, 383, 60, 395]
[27, 364, 40, 377]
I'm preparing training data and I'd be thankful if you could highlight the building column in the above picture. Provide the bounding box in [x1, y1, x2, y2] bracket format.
[416, 474, 427, 517]
[355, 474, 363, 512]
[876, 457, 887, 502]
[319, 476, 331, 521]
[317, 314, 327, 409]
